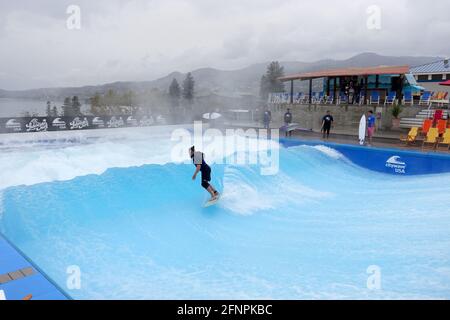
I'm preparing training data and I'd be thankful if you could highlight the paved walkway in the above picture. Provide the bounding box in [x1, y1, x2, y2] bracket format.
[223, 121, 450, 154]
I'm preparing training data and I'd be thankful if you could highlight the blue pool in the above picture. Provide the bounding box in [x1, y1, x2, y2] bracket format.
[1, 134, 450, 299]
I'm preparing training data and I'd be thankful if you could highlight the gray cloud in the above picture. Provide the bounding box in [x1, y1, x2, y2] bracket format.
[0, 0, 449, 90]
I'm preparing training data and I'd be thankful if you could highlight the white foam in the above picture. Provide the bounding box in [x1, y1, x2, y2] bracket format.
[0, 126, 281, 190]
[220, 166, 331, 215]
[313, 145, 344, 160]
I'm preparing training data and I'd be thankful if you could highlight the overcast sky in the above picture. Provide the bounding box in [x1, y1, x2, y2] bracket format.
[0, 0, 449, 90]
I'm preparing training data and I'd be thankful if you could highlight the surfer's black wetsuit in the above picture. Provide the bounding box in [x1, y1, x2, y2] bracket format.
[193, 152, 211, 190]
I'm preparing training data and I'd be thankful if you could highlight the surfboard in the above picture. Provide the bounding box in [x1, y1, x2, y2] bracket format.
[204, 196, 220, 208]
[359, 115, 366, 146]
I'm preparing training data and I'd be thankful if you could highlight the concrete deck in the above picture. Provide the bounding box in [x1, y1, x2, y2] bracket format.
[223, 120, 450, 154]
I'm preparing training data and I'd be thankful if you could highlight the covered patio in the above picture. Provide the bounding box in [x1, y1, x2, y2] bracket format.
[277, 65, 412, 105]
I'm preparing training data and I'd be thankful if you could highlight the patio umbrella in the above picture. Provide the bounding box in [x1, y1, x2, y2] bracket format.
[439, 80, 450, 86]
[202, 112, 222, 120]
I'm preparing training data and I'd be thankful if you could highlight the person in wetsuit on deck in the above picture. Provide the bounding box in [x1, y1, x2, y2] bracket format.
[322, 110, 334, 139]
[190, 146, 220, 201]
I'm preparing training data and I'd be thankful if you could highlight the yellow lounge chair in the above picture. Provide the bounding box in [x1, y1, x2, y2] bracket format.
[400, 127, 419, 145]
[422, 128, 439, 150]
[437, 129, 450, 151]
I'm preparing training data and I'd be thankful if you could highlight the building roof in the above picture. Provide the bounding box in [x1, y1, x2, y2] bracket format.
[279, 65, 410, 82]
[410, 59, 450, 74]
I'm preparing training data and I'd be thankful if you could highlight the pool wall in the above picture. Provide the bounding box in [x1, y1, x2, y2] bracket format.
[281, 138, 450, 176]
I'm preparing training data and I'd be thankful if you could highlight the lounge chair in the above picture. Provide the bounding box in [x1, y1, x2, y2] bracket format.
[311, 92, 320, 104]
[422, 128, 439, 150]
[419, 91, 432, 107]
[400, 127, 419, 145]
[434, 110, 444, 122]
[325, 94, 335, 104]
[403, 91, 414, 106]
[369, 92, 380, 105]
[437, 129, 450, 151]
[385, 92, 397, 105]
[421, 119, 433, 136]
[315, 92, 325, 104]
[301, 94, 309, 104]
[358, 92, 365, 105]
[293, 93, 303, 104]
[338, 93, 348, 105]
[437, 119, 447, 135]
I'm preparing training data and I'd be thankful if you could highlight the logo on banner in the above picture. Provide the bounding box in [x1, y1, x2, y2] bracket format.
[139, 116, 154, 127]
[126, 116, 138, 126]
[26, 119, 48, 132]
[386, 156, 406, 174]
[107, 116, 124, 128]
[6, 119, 22, 132]
[52, 118, 67, 130]
[70, 117, 89, 130]
[92, 117, 105, 128]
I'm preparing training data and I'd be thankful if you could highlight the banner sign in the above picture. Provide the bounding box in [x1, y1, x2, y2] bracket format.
[0, 115, 157, 134]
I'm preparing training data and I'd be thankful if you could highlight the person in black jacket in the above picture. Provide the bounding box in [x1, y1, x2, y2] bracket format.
[321, 111, 334, 139]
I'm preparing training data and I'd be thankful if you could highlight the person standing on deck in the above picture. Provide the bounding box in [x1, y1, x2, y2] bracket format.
[367, 110, 377, 146]
[284, 108, 293, 137]
[263, 109, 272, 130]
[321, 111, 334, 140]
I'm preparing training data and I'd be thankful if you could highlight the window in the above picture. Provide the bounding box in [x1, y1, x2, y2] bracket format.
[417, 75, 429, 82]
[432, 74, 443, 81]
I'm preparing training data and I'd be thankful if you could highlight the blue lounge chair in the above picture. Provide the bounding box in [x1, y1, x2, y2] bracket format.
[325, 94, 335, 104]
[313, 92, 324, 104]
[339, 93, 348, 105]
[301, 94, 310, 104]
[370, 92, 380, 105]
[403, 91, 414, 106]
[385, 92, 397, 105]
[358, 92, 365, 105]
[419, 91, 432, 107]
[293, 93, 301, 104]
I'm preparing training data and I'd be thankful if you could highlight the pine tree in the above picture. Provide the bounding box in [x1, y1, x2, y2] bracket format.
[182, 73, 195, 103]
[46, 101, 52, 117]
[52, 106, 59, 117]
[260, 61, 285, 100]
[72, 96, 82, 116]
[90, 93, 102, 115]
[63, 97, 72, 116]
[169, 78, 181, 108]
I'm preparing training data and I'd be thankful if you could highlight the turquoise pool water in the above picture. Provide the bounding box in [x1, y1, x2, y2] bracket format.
[1, 141, 450, 299]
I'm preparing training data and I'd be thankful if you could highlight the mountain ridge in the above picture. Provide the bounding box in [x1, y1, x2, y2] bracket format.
[0, 53, 442, 100]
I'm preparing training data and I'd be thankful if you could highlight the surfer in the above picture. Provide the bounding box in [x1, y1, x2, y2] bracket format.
[367, 110, 376, 146]
[190, 146, 219, 201]
[321, 111, 334, 139]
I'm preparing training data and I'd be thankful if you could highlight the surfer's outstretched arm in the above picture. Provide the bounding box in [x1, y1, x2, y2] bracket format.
[192, 165, 201, 180]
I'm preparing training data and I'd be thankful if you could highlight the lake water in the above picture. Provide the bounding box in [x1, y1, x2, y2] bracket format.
[0, 98, 89, 117]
